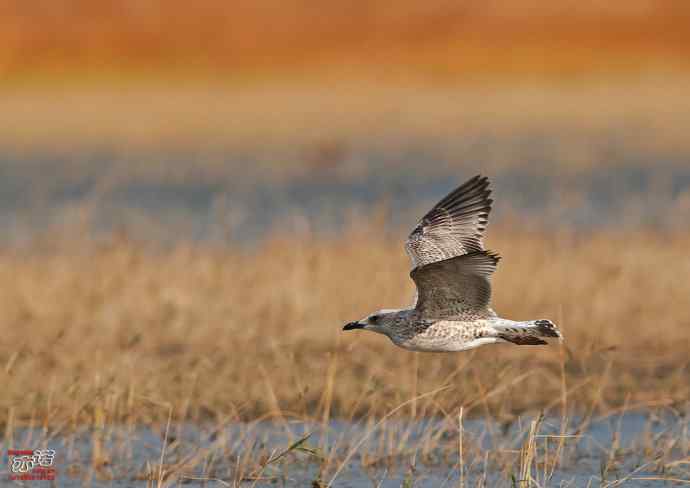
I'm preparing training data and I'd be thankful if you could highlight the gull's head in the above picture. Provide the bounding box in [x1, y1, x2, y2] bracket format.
[343, 309, 399, 335]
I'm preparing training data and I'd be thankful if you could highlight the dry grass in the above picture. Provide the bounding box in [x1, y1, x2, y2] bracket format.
[2, 219, 689, 485]
[1, 222, 688, 428]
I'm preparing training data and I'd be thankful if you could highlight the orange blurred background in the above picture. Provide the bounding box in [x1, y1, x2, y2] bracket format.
[2, 1, 690, 81]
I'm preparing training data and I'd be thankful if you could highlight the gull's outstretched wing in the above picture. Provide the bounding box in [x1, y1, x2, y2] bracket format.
[405, 175, 492, 269]
[410, 250, 500, 319]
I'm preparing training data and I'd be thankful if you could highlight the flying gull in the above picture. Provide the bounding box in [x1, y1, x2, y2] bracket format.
[343, 175, 562, 352]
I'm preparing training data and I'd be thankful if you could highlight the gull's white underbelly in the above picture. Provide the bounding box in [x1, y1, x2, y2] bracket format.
[393, 320, 498, 352]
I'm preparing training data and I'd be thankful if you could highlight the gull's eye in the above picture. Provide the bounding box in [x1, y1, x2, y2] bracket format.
[369, 315, 379, 324]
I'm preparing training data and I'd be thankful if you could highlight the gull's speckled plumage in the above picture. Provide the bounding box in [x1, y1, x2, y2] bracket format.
[343, 175, 563, 352]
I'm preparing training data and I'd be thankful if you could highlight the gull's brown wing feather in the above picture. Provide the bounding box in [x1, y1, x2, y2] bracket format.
[405, 175, 492, 269]
[410, 251, 500, 319]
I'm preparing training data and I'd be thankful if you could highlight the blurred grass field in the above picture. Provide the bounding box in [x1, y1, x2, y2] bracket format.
[2, 0, 690, 152]
[2, 77, 690, 153]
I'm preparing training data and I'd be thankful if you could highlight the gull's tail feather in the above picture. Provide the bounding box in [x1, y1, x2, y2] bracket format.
[494, 319, 562, 346]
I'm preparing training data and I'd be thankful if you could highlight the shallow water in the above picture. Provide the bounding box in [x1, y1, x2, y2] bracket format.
[2, 137, 690, 243]
[4, 412, 688, 486]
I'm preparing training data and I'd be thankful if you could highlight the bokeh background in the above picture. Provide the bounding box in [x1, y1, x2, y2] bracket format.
[2, 1, 690, 243]
[2, 0, 690, 431]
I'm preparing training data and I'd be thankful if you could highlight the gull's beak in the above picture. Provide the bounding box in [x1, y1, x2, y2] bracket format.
[343, 321, 364, 331]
